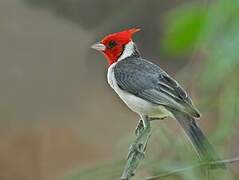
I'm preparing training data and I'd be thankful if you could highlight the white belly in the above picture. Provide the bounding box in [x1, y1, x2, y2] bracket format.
[107, 63, 173, 118]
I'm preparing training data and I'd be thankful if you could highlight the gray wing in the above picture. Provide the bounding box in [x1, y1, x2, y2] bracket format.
[114, 58, 200, 118]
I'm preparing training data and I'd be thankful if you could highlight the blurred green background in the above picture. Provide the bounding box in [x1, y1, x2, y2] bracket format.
[0, 0, 238, 179]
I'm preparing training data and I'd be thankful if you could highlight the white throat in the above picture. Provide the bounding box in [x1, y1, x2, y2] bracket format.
[118, 41, 135, 61]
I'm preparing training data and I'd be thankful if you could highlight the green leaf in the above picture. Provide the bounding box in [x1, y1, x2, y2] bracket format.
[162, 4, 208, 55]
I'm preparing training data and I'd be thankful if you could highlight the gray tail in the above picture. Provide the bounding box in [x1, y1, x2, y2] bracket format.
[170, 110, 226, 169]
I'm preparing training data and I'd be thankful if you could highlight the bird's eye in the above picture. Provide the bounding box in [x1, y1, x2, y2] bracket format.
[108, 40, 117, 48]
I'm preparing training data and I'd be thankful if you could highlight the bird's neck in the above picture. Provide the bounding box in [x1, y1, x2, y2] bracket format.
[117, 41, 141, 61]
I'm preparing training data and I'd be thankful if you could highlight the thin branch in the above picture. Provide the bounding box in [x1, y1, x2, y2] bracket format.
[146, 157, 239, 180]
[121, 119, 152, 180]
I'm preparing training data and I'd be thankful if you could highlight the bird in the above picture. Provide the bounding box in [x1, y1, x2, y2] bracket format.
[91, 28, 225, 169]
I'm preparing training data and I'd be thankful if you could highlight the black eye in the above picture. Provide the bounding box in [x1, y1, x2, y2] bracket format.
[108, 40, 117, 48]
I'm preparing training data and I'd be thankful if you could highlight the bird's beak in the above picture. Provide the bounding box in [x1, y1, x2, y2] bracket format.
[91, 43, 106, 51]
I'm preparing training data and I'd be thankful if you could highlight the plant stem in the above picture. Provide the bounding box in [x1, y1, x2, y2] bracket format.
[146, 157, 239, 180]
[121, 118, 151, 180]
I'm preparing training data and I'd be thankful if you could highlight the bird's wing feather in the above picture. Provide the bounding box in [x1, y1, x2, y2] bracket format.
[114, 57, 200, 118]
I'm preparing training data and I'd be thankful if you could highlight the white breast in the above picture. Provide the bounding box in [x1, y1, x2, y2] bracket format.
[107, 62, 172, 118]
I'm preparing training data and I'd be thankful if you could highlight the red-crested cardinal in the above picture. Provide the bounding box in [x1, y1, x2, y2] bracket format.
[91, 28, 225, 169]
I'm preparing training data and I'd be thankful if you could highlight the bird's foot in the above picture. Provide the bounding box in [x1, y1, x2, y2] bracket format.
[149, 117, 167, 121]
[135, 117, 165, 136]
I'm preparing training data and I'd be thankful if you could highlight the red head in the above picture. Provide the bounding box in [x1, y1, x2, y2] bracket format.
[91, 28, 140, 65]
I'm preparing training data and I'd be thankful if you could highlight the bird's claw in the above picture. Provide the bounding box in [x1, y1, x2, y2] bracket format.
[135, 117, 164, 136]
[149, 117, 167, 121]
